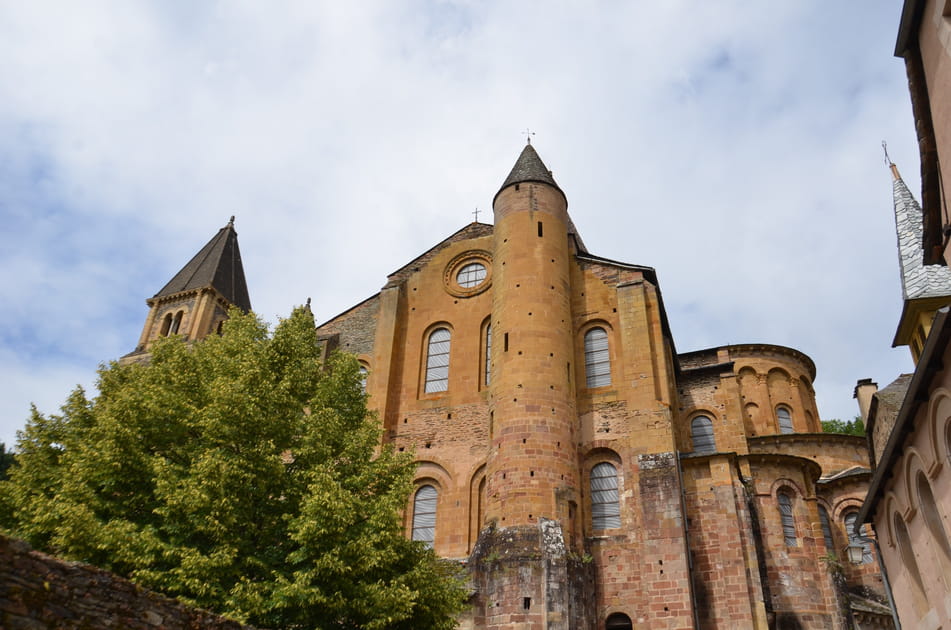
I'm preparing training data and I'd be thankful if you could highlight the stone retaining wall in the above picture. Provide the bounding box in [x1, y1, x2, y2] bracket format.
[0, 535, 261, 630]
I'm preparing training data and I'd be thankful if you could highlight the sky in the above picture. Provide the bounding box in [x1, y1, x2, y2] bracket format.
[0, 1, 920, 447]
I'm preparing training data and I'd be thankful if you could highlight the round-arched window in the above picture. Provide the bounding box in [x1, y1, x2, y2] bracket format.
[456, 262, 487, 288]
[412, 485, 438, 548]
[690, 415, 716, 453]
[605, 612, 633, 630]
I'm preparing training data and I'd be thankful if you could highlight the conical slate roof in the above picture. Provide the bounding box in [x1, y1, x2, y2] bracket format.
[154, 219, 252, 312]
[496, 143, 563, 200]
[891, 163, 951, 301]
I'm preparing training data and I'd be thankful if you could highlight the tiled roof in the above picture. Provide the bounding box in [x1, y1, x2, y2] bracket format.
[893, 166, 951, 300]
[154, 219, 251, 312]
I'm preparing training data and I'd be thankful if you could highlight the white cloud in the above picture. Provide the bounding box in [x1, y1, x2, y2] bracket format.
[0, 1, 918, 445]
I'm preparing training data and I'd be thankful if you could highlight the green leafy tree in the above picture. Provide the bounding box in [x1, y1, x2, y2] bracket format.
[0, 442, 15, 480]
[821, 416, 866, 436]
[0, 307, 466, 629]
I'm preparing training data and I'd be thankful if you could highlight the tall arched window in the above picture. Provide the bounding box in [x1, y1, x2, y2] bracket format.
[844, 512, 872, 564]
[484, 324, 492, 386]
[412, 485, 438, 548]
[777, 406, 793, 434]
[917, 472, 951, 561]
[818, 505, 835, 554]
[777, 491, 797, 546]
[605, 612, 633, 630]
[690, 416, 716, 453]
[584, 327, 611, 388]
[424, 328, 451, 393]
[590, 462, 621, 529]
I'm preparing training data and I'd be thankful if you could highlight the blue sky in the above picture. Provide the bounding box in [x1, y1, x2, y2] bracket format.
[0, 2, 918, 446]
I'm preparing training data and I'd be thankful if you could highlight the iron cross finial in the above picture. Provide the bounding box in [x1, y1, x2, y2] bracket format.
[882, 140, 891, 165]
[472, 207, 480, 222]
[523, 128, 535, 145]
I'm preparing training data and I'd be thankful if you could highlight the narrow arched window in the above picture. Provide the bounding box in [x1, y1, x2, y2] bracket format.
[777, 406, 793, 434]
[590, 462, 621, 529]
[424, 328, 451, 393]
[169, 310, 184, 335]
[777, 491, 797, 546]
[690, 416, 716, 453]
[484, 324, 492, 386]
[412, 485, 438, 548]
[584, 327, 611, 388]
[605, 612, 633, 630]
[818, 505, 835, 554]
[358, 365, 368, 393]
[917, 472, 951, 561]
[844, 512, 872, 564]
[160, 313, 173, 336]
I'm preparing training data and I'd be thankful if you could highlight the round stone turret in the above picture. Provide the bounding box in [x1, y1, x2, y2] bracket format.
[485, 144, 580, 533]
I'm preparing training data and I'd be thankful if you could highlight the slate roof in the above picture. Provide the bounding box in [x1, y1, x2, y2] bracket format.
[892, 164, 951, 301]
[495, 143, 563, 201]
[153, 219, 252, 312]
[874, 373, 912, 419]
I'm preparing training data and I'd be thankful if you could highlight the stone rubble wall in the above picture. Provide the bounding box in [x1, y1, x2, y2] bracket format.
[0, 535, 261, 630]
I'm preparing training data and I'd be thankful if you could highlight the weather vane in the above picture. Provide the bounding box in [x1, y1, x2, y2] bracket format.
[882, 140, 891, 165]
[523, 128, 535, 145]
[472, 207, 480, 222]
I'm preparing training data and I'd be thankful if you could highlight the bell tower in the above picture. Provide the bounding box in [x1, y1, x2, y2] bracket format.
[888, 161, 951, 362]
[471, 143, 593, 630]
[121, 217, 251, 364]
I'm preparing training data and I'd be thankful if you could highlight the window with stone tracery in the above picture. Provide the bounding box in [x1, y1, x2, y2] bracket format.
[424, 328, 451, 393]
[584, 327, 611, 388]
[590, 462, 620, 530]
[412, 485, 438, 548]
[818, 505, 835, 553]
[777, 406, 793, 434]
[777, 491, 797, 546]
[690, 415, 716, 453]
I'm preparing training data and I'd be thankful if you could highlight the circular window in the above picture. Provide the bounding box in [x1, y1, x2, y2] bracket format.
[456, 262, 487, 288]
[444, 250, 492, 297]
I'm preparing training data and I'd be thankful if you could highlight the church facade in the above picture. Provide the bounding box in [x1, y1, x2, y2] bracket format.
[129, 145, 893, 629]
[310, 144, 891, 629]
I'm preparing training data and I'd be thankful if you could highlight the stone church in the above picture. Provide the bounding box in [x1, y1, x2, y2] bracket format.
[129, 144, 893, 629]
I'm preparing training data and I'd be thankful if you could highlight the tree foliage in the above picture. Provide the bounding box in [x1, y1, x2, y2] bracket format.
[0, 442, 14, 480]
[820, 416, 866, 436]
[0, 307, 466, 629]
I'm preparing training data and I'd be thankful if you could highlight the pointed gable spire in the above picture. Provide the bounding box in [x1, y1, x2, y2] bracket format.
[154, 217, 252, 312]
[495, 143, 564, 203]
[500, 143, 559, 189]
[891, 162, 951, 302]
